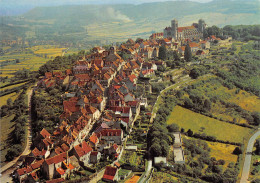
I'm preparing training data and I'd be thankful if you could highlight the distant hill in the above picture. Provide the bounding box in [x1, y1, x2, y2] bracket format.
[22, 0, 259, 26]
[1, 0, 259, 45]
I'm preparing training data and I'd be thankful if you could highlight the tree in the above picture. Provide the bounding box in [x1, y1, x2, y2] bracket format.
[255, 139, 260, 155]
[159, 46, 167, 60]
[7, 98, 13, 107]
[184, 44, 192, 62]
[187, 129, 193, 137]
[189, 68, 201, 79]
[150, 142, 162, 157]
[173, 50, 180, 61]
[203, 99, 212, 112]
[233, 147, 242, 155]
[5, 149, 17, 161]
[167, 123, 180, 132]
[252, 112, 260, 125]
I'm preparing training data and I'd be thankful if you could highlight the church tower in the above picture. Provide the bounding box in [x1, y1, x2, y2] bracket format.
[198, 19, 205, 33]
[171, 19, 178, 40]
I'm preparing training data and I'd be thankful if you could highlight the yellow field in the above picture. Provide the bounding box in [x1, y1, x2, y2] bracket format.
[0, 82, 26, 92]
[207, 141, 238, 168]
[0, 56, 48, 78]
[229, 89, 260, 112]
[150, 172, 178, 183]
[0, 45, 67, 78]
[0, 92, 20, 107]
[0, 115, 15, 165]
[167, 105, 254, 143]
[186, 76, 260, 124]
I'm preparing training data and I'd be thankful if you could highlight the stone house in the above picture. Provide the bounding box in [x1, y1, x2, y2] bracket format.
[69, 141, 93, 167]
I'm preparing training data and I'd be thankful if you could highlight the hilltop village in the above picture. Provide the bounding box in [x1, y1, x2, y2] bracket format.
[12, 19, 232, 183]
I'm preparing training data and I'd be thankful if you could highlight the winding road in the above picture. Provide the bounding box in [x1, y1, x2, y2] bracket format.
[240, 129, 260, 183]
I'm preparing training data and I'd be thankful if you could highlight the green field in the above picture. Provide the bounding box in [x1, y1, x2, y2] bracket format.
[166, 105, 254, 143]
[207, 141, 238, 168]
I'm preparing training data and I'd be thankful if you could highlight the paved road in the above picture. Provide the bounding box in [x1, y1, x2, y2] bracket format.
[240, 129, 260, 183]
[138, 160, 152, 183]
[0, 87, 34, 182]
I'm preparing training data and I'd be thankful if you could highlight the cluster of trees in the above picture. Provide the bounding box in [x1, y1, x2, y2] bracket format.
[203, 24, 260, 41]
[189, 65, 209, 79]
[203, 25, 223, 39]
[31, 87, 63, 137]
[223, 25, 260, 41]
[170, 138, 239, 182]
[2, 90, 28, 161]
[151, 83, 166, 93]
[0, 59, 20, 67]
[216, 50, 260, 96]
[39, 54, 79, 76]
[147, 95, 177, 158]
[177, 76, 260, 126]
[181, 91, 212, 114]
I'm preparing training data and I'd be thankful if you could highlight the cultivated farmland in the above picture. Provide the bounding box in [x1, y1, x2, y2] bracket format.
[166, 105, 254, 143]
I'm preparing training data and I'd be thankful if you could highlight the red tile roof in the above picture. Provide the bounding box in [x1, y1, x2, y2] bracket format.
[127, 101, 139, 106]
[61, 143, 70, 152]
[46, 178, 65, 183]
[56, 167, 66, 175]
[17, 166, 33, 176]
[89, 133, 99, 145]
[90, 151, 99, 156]
[63, 100, 80, 113]
[85, 105, 98, 114]
[114, 162, 120, 167]
[55, 147, 64, 154]
[45, 152, 67, 165]
[40, 128, 50, 138]
[31, 159, 44, 170]
[189, 42, 199, 48]
[32, 147, 42, 157]
[178, 26, 196, 32]
[75, 74, 91, 81]
[31, 171, 38, 180]
[74, 141, 93, 157]
[110, 106, 131, 113]
[103, 166, 117, 181]
[99, 129, 122, 137]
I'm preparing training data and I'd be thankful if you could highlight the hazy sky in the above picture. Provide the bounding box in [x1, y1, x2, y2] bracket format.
[0, 0, 213, 6]
[0, 0, 213, 15]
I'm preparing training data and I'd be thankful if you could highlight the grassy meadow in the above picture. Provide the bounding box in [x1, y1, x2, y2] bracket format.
[207, 141, 238, 168]
[0, 92, 20, 107]
[180, 76, 260, 125]
[166, 105, 254, 143]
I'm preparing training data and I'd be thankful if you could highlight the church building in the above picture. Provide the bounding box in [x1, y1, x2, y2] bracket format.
[164, 19, 206, 41]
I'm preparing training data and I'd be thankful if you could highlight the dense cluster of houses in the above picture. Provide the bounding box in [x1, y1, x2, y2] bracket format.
[13, 29, 224, 182]
[13, 38, 162, 183]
